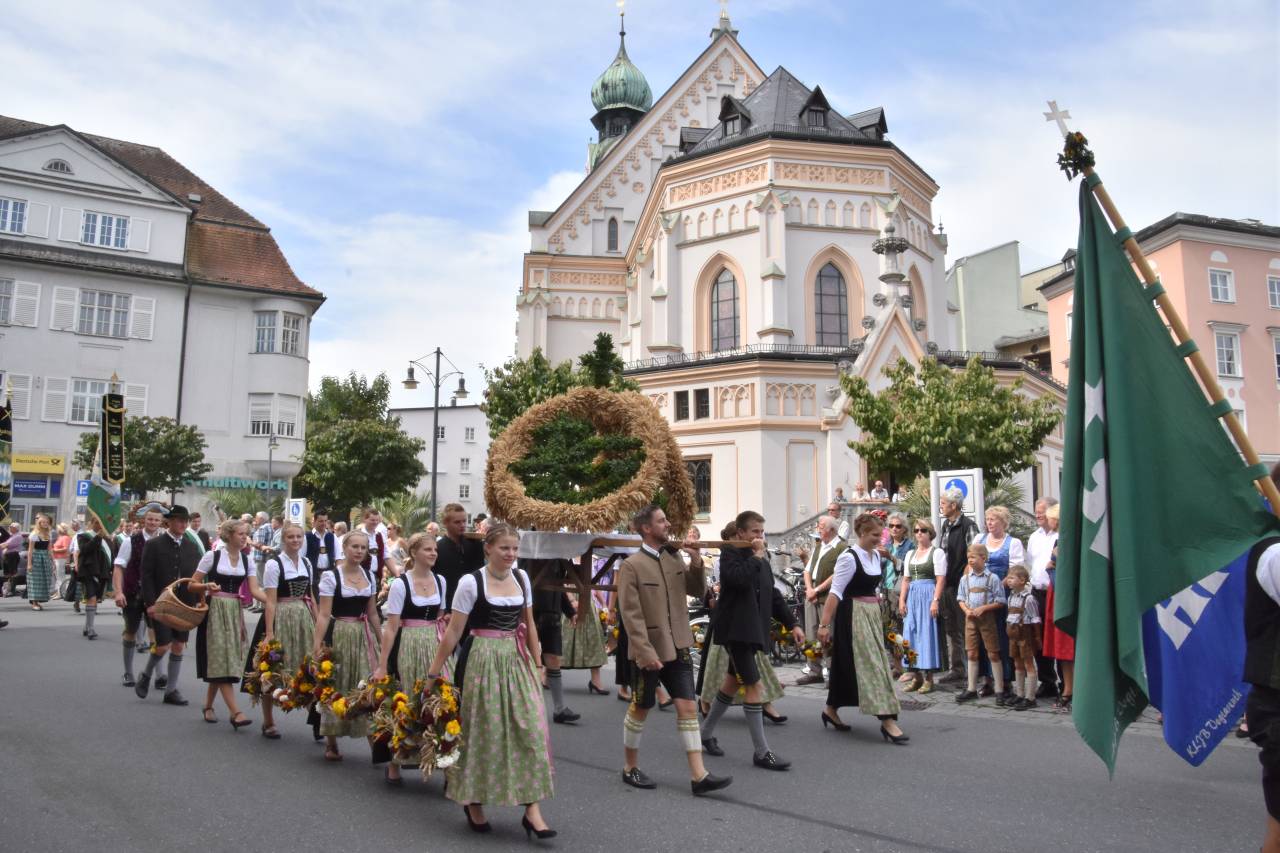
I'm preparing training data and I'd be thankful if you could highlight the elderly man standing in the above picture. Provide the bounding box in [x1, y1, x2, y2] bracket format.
[616, 505, 731, 796]
[796, 516, 846, 686]
[936, 489, 980, 683]
[1026, 497, 1060, 698]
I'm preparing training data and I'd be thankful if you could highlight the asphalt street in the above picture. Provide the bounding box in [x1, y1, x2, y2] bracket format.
[0, 596, 1264, 853]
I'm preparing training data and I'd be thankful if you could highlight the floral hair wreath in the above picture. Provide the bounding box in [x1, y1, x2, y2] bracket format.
[484, 386, 696, 534]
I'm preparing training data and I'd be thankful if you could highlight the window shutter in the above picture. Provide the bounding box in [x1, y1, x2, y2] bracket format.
[58, 208, 83, 242]
[24, 202, 50, 238]
[42, 376, 70, 422]
[129, 296, 155, 340]
[8, 373, 33, 419]
[128, 218, 151, 253]
[50, 286, 78, 330]
[124, 382, 148, 416]
[11, 281, 40, 326]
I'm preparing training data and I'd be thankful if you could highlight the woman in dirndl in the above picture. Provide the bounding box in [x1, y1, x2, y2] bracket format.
[561, 587, 608, 694]
[426, 524, 555, 839]
[897, 518, 947, 694]
[193, 518, 260, 731]
[312, 529, 381, 762]
[372, 531, 448, 784]
[26, 513, 55, 610]
[818, 513, 908, 743]
[243, 522, 314, 739]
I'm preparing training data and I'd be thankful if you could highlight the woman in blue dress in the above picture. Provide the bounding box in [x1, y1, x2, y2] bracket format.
[897, 518, 947, 694]
[973, 506, 1025, 701]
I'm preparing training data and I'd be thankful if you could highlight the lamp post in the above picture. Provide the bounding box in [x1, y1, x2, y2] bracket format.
[266, 429, 279, 514]
[403, 348, 468, 521]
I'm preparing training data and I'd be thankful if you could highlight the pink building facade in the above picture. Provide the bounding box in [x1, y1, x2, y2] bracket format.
[1042, 213, 1280, 462]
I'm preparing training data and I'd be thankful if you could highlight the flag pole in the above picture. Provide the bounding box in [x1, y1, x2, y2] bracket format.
[1047, 103, 1280, 518]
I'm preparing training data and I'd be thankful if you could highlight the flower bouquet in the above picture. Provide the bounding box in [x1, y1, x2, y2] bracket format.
[335, 674, 400, 720]
[283, 646, 337, 711]
[886, 631, 918, 667]
[243, 638, 289, 707]
[798, 640, 823, 662]
[416, 677, 464, 776]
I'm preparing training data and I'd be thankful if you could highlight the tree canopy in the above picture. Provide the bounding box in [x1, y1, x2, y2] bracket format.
[295, 372, 426, 518]
[73, 416, 212, 497]
[841, 355, 1062, 483]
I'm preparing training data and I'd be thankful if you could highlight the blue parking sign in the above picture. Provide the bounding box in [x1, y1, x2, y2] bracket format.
[76, 479, 91, 498]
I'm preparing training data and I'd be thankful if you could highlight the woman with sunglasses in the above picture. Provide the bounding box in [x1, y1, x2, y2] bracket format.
[898, 518, 947, 694]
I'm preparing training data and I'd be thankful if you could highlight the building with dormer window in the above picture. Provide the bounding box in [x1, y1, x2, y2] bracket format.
[0, 116, 322, 525]
[515, 12, 1066, 531]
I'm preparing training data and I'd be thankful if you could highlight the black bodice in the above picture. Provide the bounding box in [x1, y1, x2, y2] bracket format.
[398, 572, 444, 621]
[328, 567, 374, 618]
[839, 550, 882, 599]
[271, 555, 311, 600]
[207, 550, 249, 594]
[463, 569, 527, 633]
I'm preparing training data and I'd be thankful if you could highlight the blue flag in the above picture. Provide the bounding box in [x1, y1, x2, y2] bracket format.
[1141, 553, 1250, 766]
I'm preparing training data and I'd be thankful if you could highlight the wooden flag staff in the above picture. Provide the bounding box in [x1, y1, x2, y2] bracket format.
[1047, 102, 1280, 518]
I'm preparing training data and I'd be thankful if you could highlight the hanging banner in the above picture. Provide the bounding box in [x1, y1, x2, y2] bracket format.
[102, 391, 126, 484]
[0, 391, 11, 522]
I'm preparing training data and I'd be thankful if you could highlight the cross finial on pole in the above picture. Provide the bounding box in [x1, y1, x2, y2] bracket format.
[1044, 100, 1072, 136]
[719, 0, 730, 20]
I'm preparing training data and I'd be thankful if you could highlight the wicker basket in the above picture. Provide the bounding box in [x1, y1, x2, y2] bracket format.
[152, 578, 208, 631]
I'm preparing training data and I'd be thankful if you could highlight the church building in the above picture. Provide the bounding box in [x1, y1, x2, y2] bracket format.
[515, 10, 1064, 532]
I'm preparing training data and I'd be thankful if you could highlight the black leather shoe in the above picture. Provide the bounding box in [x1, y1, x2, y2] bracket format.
[156, 674, 169, 691]
[691, 772, 733, 796]
[701, 737, 724, 757]
[978, 683, 994, 698]
[122, 673, 135, 687]
[552, 708, 581, 724]
[1036, 683, 1059, 699]
[621, 767, 656, 789]
[162, 690, 189, 706]
[954, 690, 977, 704]
[752, 751, 791, 771]
[134, 671, 151, 699]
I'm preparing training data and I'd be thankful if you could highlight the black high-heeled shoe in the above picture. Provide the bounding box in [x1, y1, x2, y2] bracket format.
[587, 682, 607, 695]
[463, 805, 491, 834]
[821, 711, 850, 731]
[522, 815, 557, 840]
[230, 712, 253, 731]
[762, 708, 788, 724]
[880, 725, 909, 745]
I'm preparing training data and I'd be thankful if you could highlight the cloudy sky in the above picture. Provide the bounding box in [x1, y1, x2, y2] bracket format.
[6, 0, 1276, 405]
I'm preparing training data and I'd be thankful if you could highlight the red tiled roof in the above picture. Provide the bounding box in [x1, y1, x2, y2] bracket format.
[0, 115, 321, 299]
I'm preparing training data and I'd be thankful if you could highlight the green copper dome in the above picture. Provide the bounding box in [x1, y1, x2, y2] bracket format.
[591, 33, 652, 113]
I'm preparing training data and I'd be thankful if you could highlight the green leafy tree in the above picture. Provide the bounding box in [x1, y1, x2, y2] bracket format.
[841, 355, 1062, 484]
[73, 416, 213, 497]
[482, 334, 638, 439]
[372, 489, 435, 535]
[295, 372, 426, 519]
[203, 488, 283, 520]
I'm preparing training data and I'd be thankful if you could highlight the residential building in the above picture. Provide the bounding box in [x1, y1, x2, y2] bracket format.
[389, 402, 490, 521]
[514, 11, 1065, 530]
[1040, 212, 1280, 463]
[0, 116, 322, 525]
[945, 240, 1052, 371]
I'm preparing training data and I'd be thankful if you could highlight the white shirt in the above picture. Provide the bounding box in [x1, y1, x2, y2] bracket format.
[113, 528, 157, 568]
[317, 567, 374, 597]
[805, 537, 842, 577]
[829, 545, 882, 600]
[311, 529, 332, 570]
[1026, 527, 1058, 590]
[195, 546, 251, 579]
[385, 570, 446, 616]
[263, 551, 311, 589]
[451, 569, 532, 613]
[870, 488, 889, 500]
[1256, 543, 1280, 605]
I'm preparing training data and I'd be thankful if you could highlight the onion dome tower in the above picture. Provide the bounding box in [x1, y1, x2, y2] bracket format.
[587, 5, 651, 170]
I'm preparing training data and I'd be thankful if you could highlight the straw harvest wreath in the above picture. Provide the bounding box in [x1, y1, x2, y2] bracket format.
[484, 386, 696, 534]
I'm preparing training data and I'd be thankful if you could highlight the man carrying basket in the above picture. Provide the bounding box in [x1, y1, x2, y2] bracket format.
[136, 506, 213, 707]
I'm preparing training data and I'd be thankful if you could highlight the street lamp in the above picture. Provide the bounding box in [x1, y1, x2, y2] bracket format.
[403, 348, 469, 521]
[266, 429, 280, 514]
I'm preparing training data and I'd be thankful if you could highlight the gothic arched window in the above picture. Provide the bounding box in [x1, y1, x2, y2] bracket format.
[710, 268, 739, 351]
[814, 262, 848, 346]
[607, 217, 619, 252]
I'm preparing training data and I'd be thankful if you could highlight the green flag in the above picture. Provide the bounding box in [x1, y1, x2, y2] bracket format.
[1056, 183, 1279, 773]
[86, 390, 125, 534]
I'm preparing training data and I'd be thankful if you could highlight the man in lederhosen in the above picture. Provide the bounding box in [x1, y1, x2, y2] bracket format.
[616, 505, 731, 796]
[135, 505, 206, 707]
[112, 503, 165, 687]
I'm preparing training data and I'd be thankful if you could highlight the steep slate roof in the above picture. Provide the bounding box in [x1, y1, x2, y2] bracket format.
[679, 66, 875, 159]
[0, 115, 320, 299]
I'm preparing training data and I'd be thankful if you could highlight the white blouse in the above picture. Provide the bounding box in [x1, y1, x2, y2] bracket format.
[385, 570, 446, 615]
[317, 567, 374, 598]
[829, 545, 882, 600]
[450, 569, 532, 614]
[263, 552, 311, 589]
[195, 546, 250, 578]
[975, 533, 1026, 568]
